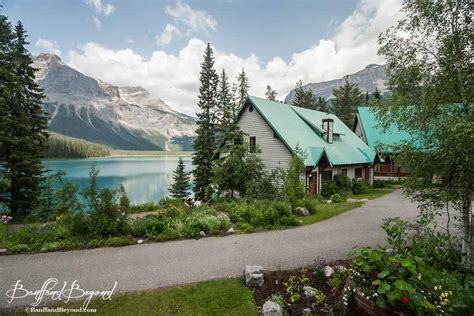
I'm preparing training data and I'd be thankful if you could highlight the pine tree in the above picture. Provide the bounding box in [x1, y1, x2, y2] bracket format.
[316, 97, 327, 112]
[0, 20, 48, 216]
[332, 78, 363, 127]
[217, 69, 232, 130]
[169, 158, 191, 199]
[365, 91, 370, 104]
[372, 87, 382, 100]
[265, 85, 277, 101]
[293, 80, 317, 109]
[236, 68, 249, 106]
[192, 43, 219, 200]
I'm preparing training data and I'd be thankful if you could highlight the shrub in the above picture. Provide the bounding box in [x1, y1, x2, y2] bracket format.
[301, 197, 318, 214]
[128, 202, 160, 214]
[333, 174, 352, 194]
[352, 179, 369, 195]
[130, 215, 168, 238]
[104, 236, 133, 247]
[321, 181, 339, 198]
[330, 193, 343, 203]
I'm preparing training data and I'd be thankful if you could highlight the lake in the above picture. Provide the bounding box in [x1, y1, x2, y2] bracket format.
[43, 157, 193, 205]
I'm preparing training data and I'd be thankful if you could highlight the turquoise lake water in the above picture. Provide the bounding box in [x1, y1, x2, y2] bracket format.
[43, 157, 193, 205]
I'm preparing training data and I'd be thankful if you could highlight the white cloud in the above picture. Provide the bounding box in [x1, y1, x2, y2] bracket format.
[92, 16, 102, 28]
[67, 0, 403, 116]
[86, 0, 115, 17]
[165, 0, 217, 35]
[35, 38, 61, 56]
[156, 24, 182, 46]
[126, 39, 135, 44]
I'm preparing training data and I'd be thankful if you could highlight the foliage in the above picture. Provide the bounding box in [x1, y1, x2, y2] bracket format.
[169, 158, 191, 199]
[316, 97, 327, 112]
[236, 68, 250, 107]
[212, 130, 265, 198]
[118, 185, 130, 214]
[320, 181, 339, 199]
[351, 179, 369, 195]
[216, 69, 233, 131]
[332, 78, 363, 127]
[44, 134, 110, 159]
[280, 146, 306, 210]
[333, 174, 352, 194]
[283, 271, 310, 304]
[313, 288, 326, 306]
[376, 0, 473, 262]
[330, 193, 343, 203]
[244, 168, 280, 200]
[192, 43, 219, 200]
[268, 293, 284, 306]
[265, 85, 277, 101]
[293, 80, 317, 109]
[0, 17, 48, 216]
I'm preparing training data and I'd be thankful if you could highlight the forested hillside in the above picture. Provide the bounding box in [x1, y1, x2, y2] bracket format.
[44, 133, 110, 159]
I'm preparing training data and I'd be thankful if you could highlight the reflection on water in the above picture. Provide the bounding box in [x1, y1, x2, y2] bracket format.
[43, 157, 193, 205]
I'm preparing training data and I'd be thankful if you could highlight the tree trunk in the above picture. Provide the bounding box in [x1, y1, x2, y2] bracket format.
[462, 188, 472, 264]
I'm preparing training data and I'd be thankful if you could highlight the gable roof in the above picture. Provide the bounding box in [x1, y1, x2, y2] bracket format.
[356, 107, 413, 152]
[238, 96, 376, 167]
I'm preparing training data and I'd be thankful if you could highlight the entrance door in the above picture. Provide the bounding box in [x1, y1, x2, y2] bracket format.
[309, 172, 318, 195]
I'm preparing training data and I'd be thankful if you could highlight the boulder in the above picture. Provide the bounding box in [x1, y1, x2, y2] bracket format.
[262, 300, 282, 316]
[137, 239, 144, 244]
[347, 198, 359, 203]
[326, 200, 332, 204]
[303, 286, 317, 298]
[303, 308, 312, 315]
[244, 265, 265, 288]
[0, 248, 8, 254]
[296, 207, 310, 216]
[225, 227, 235, 235]
[359, 198, 369, 202]
[199, 231, 206, 237]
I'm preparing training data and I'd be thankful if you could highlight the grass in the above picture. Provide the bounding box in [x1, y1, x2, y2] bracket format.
[9, 278, 256, 316]
[346, 188, 395, 200]
[297, 201, 363, 226]
[109, 150, 193, 157]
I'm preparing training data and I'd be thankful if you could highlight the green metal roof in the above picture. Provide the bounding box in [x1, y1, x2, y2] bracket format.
[243, 96, 376, 167]
[356, 107, 413, 152]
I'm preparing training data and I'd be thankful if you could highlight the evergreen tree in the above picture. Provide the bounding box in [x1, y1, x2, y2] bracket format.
[316, 97, 328, 112]
[169, 158, 191, 199]
[192, 43, 219, 200]
[293, 80, 317, 109]
[332, 78, 363, 127]
[0, 19, 48, 216]
[372, 87, 381, 100]
[217, 69, 232, 130]
[265, 85, 277, 101]
[365, 91, 370, 105]
[236, 68, 249, 106]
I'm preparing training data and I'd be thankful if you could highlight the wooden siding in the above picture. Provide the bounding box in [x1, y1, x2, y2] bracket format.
[238, 104, 292, 171]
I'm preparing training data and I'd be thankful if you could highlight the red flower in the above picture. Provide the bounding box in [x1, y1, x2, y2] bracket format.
[372, 271, 379, 278]
[400, 296, 410, 304]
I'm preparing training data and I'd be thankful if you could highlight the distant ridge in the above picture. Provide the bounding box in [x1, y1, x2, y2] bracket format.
[285, 64, 388, 103]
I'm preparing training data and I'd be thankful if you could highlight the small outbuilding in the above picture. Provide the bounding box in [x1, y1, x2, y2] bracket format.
[236, 96, 377, 195]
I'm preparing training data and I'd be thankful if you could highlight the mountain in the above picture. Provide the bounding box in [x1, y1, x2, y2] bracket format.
[33, 53, 196, 151]
[284, 64, 388, 103]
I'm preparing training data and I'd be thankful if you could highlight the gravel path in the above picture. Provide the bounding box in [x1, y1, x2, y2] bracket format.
[0, 189, 418, 309]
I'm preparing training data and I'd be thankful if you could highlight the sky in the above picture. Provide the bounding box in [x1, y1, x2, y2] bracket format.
[3, 0, 403, 116]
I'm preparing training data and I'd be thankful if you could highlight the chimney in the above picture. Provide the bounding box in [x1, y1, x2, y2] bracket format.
[322, 118, 334, 143]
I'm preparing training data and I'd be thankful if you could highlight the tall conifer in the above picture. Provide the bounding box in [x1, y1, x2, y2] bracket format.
[236, 68, 249, 106]
[169, 158, 191, 199]
[192, 43, 219, 200]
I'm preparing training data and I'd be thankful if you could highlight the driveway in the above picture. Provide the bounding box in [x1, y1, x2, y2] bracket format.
[0, 189, 418, 309]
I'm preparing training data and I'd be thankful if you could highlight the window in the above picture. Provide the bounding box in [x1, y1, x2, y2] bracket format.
[321, 170, 332, 182]
[341, 169, 347, 176]
[355, 168, 363, 178]
[250, 136, 256, 153]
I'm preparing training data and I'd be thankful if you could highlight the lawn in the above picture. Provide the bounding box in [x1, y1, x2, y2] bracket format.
[10, 279, 256, 316]
[346, 188, 394, 200]
[297, 201, 363, 226]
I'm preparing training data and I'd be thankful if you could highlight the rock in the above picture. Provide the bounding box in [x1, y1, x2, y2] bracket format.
[324, 266, 334, 277]
[244, 265, 265, 288]
[225, 227, 235, 235]
[137, 239, 144, 244]
[296, 207, 310, 216]
[303, 308, 312, 315]
[326, 200, 332, 204]
[262, 300, 282, 316]
[347, 198, 359, 203]
[359, 198, 369, 202]
[199, 231, 206, 237]
[0, 248, 7, 254]
[303, 286, 317, 298]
